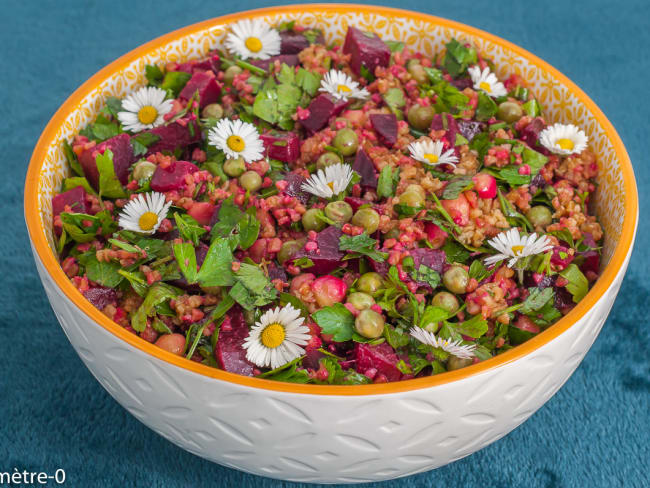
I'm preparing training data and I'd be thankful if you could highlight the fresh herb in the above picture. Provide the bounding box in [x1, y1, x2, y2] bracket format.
[174, 212, 206, 246]
[385, 40, 405, 52]
[312, 303, 356, 342]
[145, 64, 164, 87]
[210, 196, 243, 239]
[172, 242, 198, 283]
[442, 240, 470, 264]
[236, 210, 260, 250]
[131, 283, 180, 332]
[559, 264, 589, 303]
[520, 287, 555, 314]
[131, 132, 161, 156]
[450, 314, 488, 338]
[63, 140, 84, 177]
[196, 238, 235, 287]
[161, 71, 191, 97]
[442, 176, 474, 199]
[442, 38, 477, 78]
[339, 232, 387, 262]
[95, 149, 126, 198]
[377, 165, 399, 198]
[411, 265, 441, 289]
[522, 99, 542, 117]
[475, 92, 498, 121]
[62, 177, 97, 196]
[228, 263, 278, 310]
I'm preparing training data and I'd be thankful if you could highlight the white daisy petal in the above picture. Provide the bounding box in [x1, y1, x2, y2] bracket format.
[408, 139, 458, 167]
[225, 18, 281, 60]
[319, 69, 370, 101]
[539, 123, 589, 156]
[243, 304, 310, 370]
[484, 227, 554, 268]
[301, 163, 354, 199]
[468, 65, 508, 98]
[410, 327, 476, 360]
[117, 86, 173, 133]
[117, 191, 171, 234]
[208, 118, 264, 163]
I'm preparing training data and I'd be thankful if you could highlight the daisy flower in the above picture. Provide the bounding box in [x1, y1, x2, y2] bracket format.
[301, 163, 354, 199]
[117, 86, 173, 132]
[410, 327, 476, 360]
[118, 192, 171, 234]
[243, 304, 311, 370]
[484, 228, 553, 268]
[468, 66, 508, 98]
[224, 18, 281, 60]
[539, 123, 588, 156]
[208, 118, 265, 163]
[318, 69, 370, 101]
[408, 139, 458, 167]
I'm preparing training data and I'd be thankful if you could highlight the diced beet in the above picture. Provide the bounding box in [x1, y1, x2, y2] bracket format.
[215, 308, 255, 376]
[150, 160, 199, 192]
[302, 347, 325, 370]
[52, 186, 89, 217]
[431, 113, 460, 149]
[282, 173, 310, 204]
[450, 77, 473, 90]
[342, 27, 391, 76]
[289, 226, 344, 274]
[267, 263, 288, 283]
[179, 71, 221, 108]
[187, 202, 216, 226]
[578, 250, 600, 275]
[175, 53, 221, 74]
[530, 173, 547, 192]
[79, 133, 133, 190]
[457, 119, 485, 142]
[355, 343, 401, 382]
[279, 31, 310, 54]
[352, 149, 378, 188]
[249, 54, 300, 70]
[554, 286, 575, 314]
[141, 118, 201, 156]
[519, 117, 547, 153]
[550, 246, 574, 269]
[83, 286, 118, 310]
[369, 113, 397, 148]
[408, 248, 446, 273]
[260, 130, 300, 163]
[301, 94, 349, 134]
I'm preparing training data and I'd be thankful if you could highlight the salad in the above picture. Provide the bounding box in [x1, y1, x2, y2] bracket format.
[51, 19, 602, 384]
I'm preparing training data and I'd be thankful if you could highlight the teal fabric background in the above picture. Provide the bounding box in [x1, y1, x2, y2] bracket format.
[2, 0, 648, 486]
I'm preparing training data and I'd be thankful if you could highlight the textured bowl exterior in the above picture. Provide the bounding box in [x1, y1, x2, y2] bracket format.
[25, 4, 638, 484]
[33, 247, 631, 483]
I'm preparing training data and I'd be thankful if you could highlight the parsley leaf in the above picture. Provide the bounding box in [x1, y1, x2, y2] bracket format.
[210, 196, 243, 239]
[451, 314, 488, 338]
[196, 238, 234, 287]
[520, 287, 555, 314]
[377, 165, 399, 198]
[84, 256, 123, 288]
[131, 283, 180, 332]
[411, 265, 441, 289]
[442, 176, 474, 199]
[559, 264, 589, 303]
[339, 232, 387, 262]
[172, 242, 198, 283]
[442, 240, 470, 264]
[145, 64, 164, 87]
[161, 71, 191, 97]
[131, 132, 161, 156]
[228, 263, 278, 310]
[63, 140, 84, 177]
[475, 92, 498, 121]
[95, 149, 126, 198]
[295, 67, 321, 96]
[237, 211, 260, 250]
[443, 39, 477, 77]
[522, 147, 548, 177]
[174, 212, 206, 246]
[312, 303, 356, 342]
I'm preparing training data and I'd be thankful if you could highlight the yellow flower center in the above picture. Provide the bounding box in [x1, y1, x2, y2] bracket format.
[337, 84, 352, 93]
[511, 245, 525, 256]
[260, 323, 285, 349]
[423, 153, 439, 164]
[227, 135, 246, 153]
[245, 36, 263, 53]
[137, 105, 158, 125]
[327, 181, 335, 190]
[479, 81, 492, 93]
[138, 211, 159, 231]
[556, 138, 574, 151]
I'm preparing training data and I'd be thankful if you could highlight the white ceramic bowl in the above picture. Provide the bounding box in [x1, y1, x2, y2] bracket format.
[25, 5, 638, 483]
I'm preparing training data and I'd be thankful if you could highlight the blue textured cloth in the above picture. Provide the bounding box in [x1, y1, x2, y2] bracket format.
[2, 0, 648, 486]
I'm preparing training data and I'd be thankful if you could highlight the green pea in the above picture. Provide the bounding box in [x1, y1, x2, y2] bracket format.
[407, 62, 428, 85]
[224, 65, 242, 85]
[301, 208, 327, 232]
[132, 160, 157, 181]
[355, 309, 385, 339]
[526, 205, 553, 228]
[201, 103, 223, 119]
[316, 151, 342, 170]
[443, 266, 469, 294]
[404, 184, 425, 200]
[239, 170, 262, 192]
[384, 228, 401, 240]
[447, 355, 473, 371]
[407, 104, 435, 130]
[348, 292, 375, 311]
[332, 128, 359, 156]
[223, 157, 246, 177]
[351, 207, 380, 234]
[399, 190, 425, 208]
[357, 272, 384, 295]
[431, 291, 460, 313]
[497, 101, 523, 123]
[324, 201, 353, 224]
[277, 240, 305, 264]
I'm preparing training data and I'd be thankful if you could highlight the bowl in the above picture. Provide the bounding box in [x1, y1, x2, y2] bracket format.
[24, 4, 638, 483]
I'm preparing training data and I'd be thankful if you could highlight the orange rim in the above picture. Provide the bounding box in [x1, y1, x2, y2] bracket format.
[24, 4, 638, 395]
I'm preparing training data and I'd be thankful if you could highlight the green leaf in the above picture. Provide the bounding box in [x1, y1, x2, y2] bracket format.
[174, 212, 206, 246]
[424, 67, 444, 84]
[411, 265, 441, 288]
[385, 40, 405, 52]
[522, 148, 548, 177]
[419, 306, 449, 330]
[131, 132, 161, 156]
[228, 263, 278, 310]
[95, 149, 126, 198]
[469, 132, 492, 161]
[475, 92, 498, 121]
[312, 303, 356, 342]
[173, 242, 198, 284]
[452, 314, 488, 338]
[520, 287, 555, 314]
[145, 64, 164, 87]
[442, 240, 470, 264]
[161, 71, 191, 97]
[237, 211, 260, 250]
[295, 68, 321, 96]
[132, 283, 180, 332]
[522, 99, 542, 117]
[382, 87, 406, 111]
[196, 238, 234, 287]
[499, 165, 530, 186]
[383, 324, 410, 349]
[62, 177, 97, 196]
[63, 140, 84, 176]
[277, 63, 295, 85]
[118, 269, 149, 296]
[377, 165, 399, 198]
[258, 357, 310, 383]
[210, 196, 243, 239]
[430, 80, 470, 114]
[443, 38, 477, 77]
[455, 133, 469, 146]
[85, 257, 123, 288]
[559, 264, 589, 303]
[339, 232, 387, 262]
[442, 176, 474, 199]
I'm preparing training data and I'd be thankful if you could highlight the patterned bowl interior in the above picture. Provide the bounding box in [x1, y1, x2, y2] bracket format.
[35, 7, 625, 267]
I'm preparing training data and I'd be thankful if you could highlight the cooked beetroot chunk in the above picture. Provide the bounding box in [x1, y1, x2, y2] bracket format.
[301, 94, 349, 134]
[249, 54, 300, 70]
[83, 286, 118, 310]
[355, 343, 401, 382]
[408, 248, 446, 273]
[352, 149, 378, 188]
[52, 186, 88, 217]
[279, 31, 310, 54]
[519, 117, 547, 153]
[79, 133, 133, 190]
[457, 119, 486, 142]
[260, 130, 300, 163]
[282, 172, 310, 204]
[431, 113, 460, 149]
[369, 113, 397, 147]
[289, 226, 344, 274]
[141, 118, 201, 156]
[150, 160, 199, 192]
[175, 53, 220, 74]
[343, 27, 391, 76]
[215, 308, 255, 376]
[179, 71, 221, 108]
